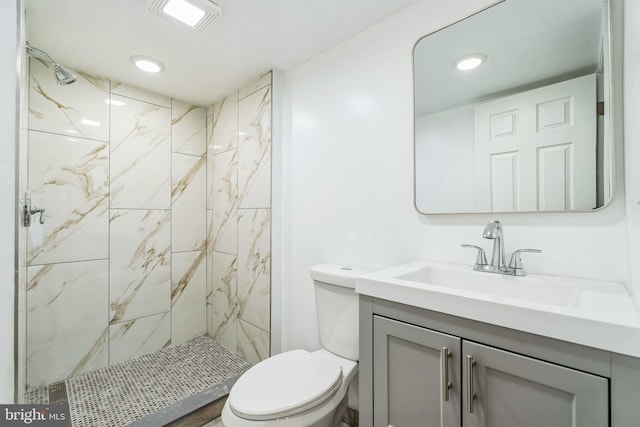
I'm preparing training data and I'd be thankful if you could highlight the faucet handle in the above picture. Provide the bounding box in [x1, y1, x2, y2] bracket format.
[508, 249, 541, 275]
[461, 244, 488, 269]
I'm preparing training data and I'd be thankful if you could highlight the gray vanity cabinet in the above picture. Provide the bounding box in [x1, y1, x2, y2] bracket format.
[463, 341, 608, 427]
[373, 315, 461, 427]
[368, 310, 609, 427]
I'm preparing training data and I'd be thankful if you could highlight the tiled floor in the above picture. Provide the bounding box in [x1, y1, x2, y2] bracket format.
[25, 336, 250, 427]
[24, 384, 48, 404]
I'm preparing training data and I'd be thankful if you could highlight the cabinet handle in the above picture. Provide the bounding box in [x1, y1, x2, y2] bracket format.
[441, 347, 452, 402]
[466, 355, 477, 413]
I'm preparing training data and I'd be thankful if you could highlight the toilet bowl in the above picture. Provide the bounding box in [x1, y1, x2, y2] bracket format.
[221, 264, 368, 427]
[221, 349, 357, 426]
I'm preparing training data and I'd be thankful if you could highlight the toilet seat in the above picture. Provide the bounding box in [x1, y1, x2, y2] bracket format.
[228, 349, 343, 421]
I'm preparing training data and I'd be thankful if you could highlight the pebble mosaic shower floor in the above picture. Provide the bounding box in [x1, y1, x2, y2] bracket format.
[24, 336, 251, 427]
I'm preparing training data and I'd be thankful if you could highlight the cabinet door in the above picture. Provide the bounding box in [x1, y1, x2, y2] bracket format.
[373, 315, 461, 427]
[463, 341, 608, 427]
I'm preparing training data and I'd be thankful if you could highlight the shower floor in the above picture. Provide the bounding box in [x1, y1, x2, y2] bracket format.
[24, 335, 251, 427]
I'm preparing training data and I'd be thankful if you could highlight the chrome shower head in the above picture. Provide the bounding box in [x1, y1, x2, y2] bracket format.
[53, 63, 78, 86]
[26, 43, 78, 85]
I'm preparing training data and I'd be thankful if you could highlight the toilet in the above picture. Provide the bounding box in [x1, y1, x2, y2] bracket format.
[221, 264, 368, 427]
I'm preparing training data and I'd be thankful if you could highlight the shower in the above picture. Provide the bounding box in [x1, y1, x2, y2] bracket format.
[26, 42, 78, 85]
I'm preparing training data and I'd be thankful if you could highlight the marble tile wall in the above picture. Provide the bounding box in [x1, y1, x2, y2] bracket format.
[27, 131, 109, 265]
[109, 209, 171, 323]
[109, 95, 171, 209]
[207, 71, 272, 364]
[171, 97, 207, 346]
[25, 59, 207, 387]
[26, 260, 109, 386]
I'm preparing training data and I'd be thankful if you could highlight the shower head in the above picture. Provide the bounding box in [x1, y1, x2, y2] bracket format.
[52, 63, 78, 86]
[26, 43, 78, 85]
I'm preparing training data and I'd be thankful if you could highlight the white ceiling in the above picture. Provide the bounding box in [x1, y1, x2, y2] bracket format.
[24, 0, 418, 106]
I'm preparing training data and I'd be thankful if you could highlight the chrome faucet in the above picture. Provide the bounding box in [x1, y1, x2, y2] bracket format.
[482, 220, 507, 272]
[462, 220, 541, 276]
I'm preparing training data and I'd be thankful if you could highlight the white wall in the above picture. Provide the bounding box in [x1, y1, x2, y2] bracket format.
[0, 0, 19, 403]
[280, 0, 633, 352]
[624, 0, 640, 298]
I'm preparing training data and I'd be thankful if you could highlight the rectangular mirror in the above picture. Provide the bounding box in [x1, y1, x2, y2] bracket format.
[413, 0, 616, 214]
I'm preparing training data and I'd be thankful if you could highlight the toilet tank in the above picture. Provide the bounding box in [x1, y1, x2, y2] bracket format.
[311, 264, 370, 361]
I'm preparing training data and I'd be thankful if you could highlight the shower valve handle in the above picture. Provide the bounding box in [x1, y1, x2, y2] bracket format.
[23, 193, 46, 227]
[31, 207, 46, 224]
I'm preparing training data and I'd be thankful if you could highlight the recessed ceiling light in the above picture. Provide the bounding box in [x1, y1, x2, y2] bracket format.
[453, 53, 488, 71]
[148, 0, 222, 34]
[130, 55, 165, 73]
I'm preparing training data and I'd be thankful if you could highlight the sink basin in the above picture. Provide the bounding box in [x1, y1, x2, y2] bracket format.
[355, 260, 640, 358]
[396, 264, 580, 307]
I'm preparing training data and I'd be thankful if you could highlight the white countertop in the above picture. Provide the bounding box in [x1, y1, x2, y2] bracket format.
[356, 260, 640, 358]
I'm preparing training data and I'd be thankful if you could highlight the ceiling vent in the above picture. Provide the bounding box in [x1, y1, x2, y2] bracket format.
[148, 0, 222, 34]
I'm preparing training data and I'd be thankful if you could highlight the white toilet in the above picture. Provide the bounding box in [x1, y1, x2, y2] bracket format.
[221, 264, 367, 427]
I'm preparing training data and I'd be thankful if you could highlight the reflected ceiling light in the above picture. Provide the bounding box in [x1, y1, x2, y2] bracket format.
[81, 119, 101, 127]
[453, 53, 487, 71]
[130, 55, 165, 73]
[106, 99, 127, 106]
[148, 0, 222, 34]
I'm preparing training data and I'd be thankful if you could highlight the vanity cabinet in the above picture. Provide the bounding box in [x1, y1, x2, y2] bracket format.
[359, 297, 640, 427]
[462, 340, 607, 427]
[373, 316, 461, 426]
[372, 315, 607, 427]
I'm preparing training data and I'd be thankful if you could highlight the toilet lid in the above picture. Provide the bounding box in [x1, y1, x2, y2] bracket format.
[229, 349, 343, 421]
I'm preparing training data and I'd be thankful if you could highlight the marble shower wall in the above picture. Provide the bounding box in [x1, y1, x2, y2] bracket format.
[207, 71, 272, 364]
[25, 59, 207, 387]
